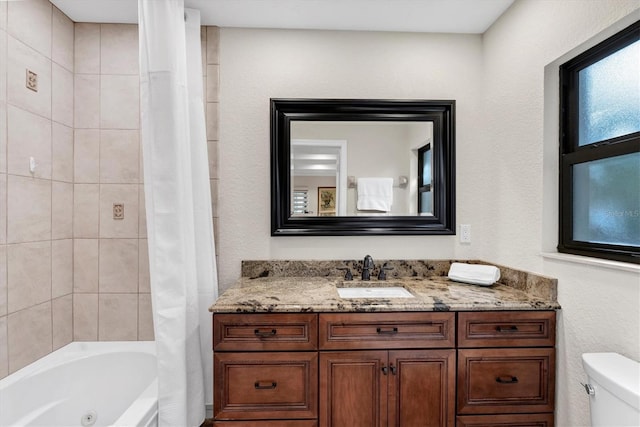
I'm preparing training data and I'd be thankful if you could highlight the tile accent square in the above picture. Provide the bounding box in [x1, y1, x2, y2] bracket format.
[99, 293, 138, 341]
[7, 241, 51, 313]
[7, 175, 51, 243]
[73, 293, 98, 341]
[99, 184, 138, 238]
[99, 239, 138, 293]
[8, 302, 52, 373]
[73, 239, 98, 293]
[7, 36, 51, 119]
[25, 69, 37, 92]
[52, 239, 73, 298]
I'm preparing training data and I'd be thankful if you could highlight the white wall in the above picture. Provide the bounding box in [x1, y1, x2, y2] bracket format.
[218, 29, 483, 287]
[479, 1, 640, 426]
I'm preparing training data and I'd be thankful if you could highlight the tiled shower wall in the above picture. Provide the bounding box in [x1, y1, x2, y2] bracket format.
[0, 0, 75, 377]
[0, 0, 220, 379]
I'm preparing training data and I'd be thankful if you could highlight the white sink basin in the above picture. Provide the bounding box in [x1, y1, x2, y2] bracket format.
[337, 287, 414, 299]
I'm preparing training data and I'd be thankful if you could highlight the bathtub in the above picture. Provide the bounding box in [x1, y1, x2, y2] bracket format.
[0, 341, 157, 427]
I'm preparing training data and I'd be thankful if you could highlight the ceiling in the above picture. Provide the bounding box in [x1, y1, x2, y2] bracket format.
[50, 0, 515, 34]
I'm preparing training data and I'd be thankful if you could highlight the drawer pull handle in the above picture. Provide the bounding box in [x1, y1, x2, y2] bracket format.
[254, 329, 277, 337]
[496, 376, 519, 384]
[381, 366, 389, 375]
[495, 325, 519, 332]
[254, 381, 277, 390]
[376, 327, 398, 334]
[390, 365, 397, 375]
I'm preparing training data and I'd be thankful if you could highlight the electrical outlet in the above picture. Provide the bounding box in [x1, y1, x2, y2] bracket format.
[460, 224, 471, 243]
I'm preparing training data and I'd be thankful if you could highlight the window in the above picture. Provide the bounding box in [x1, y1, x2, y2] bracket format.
[292, 189, 309, 216]
[418, 143, 432, 215]
[559, 21, 639, 264]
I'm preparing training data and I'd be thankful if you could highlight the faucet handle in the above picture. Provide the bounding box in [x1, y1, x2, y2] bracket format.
[337, 267, 353, 281]
[378, 263, 394, 281]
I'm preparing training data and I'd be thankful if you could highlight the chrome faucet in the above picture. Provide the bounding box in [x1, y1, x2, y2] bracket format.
[362, 255, 374, 280]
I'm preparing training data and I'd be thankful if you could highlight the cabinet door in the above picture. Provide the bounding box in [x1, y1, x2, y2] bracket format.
[388, 350, 456, 427]
[320, 351, 388, 427]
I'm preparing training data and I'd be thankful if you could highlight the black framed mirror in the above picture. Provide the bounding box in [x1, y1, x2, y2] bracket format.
[271, 98, 455, 236]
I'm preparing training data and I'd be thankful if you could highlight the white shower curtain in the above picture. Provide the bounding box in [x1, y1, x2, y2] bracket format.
[138, 1, 218, 425]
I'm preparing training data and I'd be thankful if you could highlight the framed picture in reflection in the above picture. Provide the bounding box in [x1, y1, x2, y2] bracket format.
[318, 187, 336, 216]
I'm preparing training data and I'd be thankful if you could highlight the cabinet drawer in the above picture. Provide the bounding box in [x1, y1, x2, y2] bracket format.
[457, 413, 554, 427]
[214, 352, 318, 420]
[319, 312, 455, 350]
[457, 311, 555, 348]
[457, 348, 555, 414]
[213, 314, 318, 351]
[214, 421, 318, 427]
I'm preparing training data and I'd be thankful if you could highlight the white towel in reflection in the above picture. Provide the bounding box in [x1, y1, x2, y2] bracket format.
[357, 177, 393, 212]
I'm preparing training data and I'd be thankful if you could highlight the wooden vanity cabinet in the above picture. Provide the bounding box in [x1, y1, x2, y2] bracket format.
[319, 313, 457, 427]
[456, 311, 556, 427]
[213, 310, 556, 427]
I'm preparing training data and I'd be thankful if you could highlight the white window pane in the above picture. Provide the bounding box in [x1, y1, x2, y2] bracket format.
[573, 152, 640, 246]
[578, 40, 640, 146]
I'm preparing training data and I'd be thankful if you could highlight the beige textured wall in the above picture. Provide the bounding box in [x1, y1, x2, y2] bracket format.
[0, 0, 74, 377]
[477, 1, 640, 425]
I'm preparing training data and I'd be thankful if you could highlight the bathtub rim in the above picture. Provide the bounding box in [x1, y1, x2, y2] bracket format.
[0, 341, 158, 427]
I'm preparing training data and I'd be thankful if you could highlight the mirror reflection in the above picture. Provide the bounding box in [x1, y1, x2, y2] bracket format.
[291, 121, 433, 217]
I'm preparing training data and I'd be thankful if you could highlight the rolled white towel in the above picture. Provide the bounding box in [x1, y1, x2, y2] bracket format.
[447, 262, 501, 286]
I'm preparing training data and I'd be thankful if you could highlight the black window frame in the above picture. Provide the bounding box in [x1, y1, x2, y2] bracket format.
[417, 143, 432, 214]
[559, 20, 640, 264]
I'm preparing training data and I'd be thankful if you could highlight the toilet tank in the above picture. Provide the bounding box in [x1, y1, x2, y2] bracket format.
[582, 352, 640, 427]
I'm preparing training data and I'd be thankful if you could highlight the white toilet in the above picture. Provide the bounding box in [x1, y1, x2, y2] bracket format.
[582, 352, 640, 426]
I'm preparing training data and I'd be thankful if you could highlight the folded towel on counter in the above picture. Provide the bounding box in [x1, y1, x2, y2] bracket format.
[357, 177, 394, 212]
[447, 262, 501, 286]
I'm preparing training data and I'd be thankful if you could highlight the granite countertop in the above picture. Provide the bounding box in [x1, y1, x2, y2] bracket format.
[210, 260, 561, 313]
